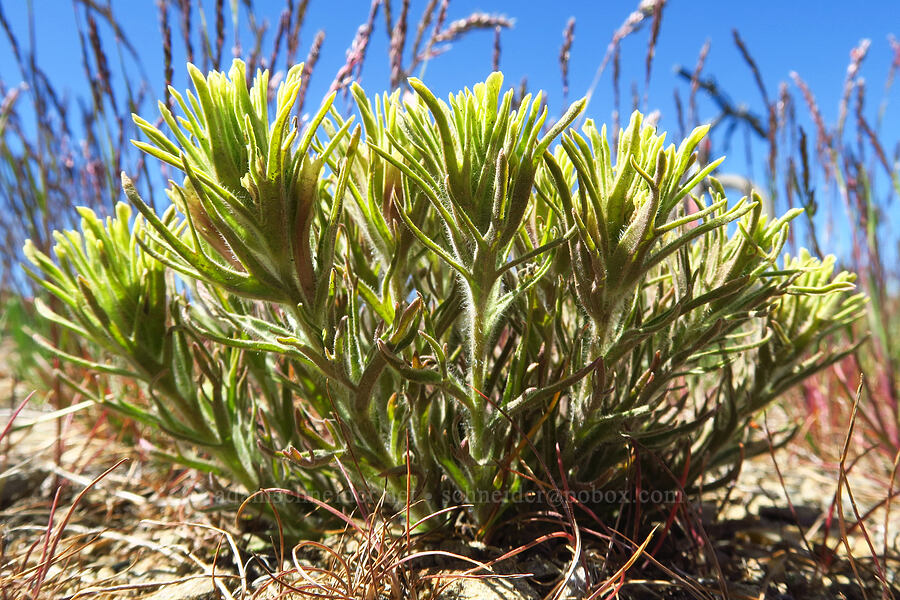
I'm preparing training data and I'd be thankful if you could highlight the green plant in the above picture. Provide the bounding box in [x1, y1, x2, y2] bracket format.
[25, 59, 866, 535]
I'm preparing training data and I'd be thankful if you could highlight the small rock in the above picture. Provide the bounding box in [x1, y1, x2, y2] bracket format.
[144, 577, 216, 600]
[0, 468, 47, 509]
[759, 504, 821, 527]
[434, 571, 539, 600]
[93, 566, 116, 582]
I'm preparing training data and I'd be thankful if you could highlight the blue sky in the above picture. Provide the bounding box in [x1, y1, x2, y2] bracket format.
[2, 1, 899, 258]
[4, 1, 897, 131]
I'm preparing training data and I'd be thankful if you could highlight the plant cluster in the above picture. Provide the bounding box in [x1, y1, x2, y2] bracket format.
[25, 59, 866, 535]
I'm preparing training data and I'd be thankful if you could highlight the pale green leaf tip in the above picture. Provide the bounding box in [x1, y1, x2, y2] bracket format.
[186, 62, 203, 78]
[121, 171, 136, 192]
[407, 77, 428, 94]
[75, 206, 97, 221]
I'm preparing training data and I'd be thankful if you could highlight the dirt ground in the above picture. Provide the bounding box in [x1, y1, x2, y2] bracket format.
[1, 375, 898, 599]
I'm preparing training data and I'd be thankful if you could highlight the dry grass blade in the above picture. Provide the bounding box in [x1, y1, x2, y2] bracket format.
[0, 390, 33, 443]
[214, 0, 225, 68]
[673, 87, 685, 138]
[135, 520, 248, 599]
[296, 29, 324, 118]
[612, 45, 620, 139]
[431, 12, 512, 44]
[886, 448, 900, 571]
[68, 574, 240, 600]
[559, 17, 575, 102]
[14, 458, 130, 598]
[238, 489, 365, 538]
[388, 0, 410, 89]
[177, 0, 194, 63]
[643, 0, 664, 108]
[732, 29, 769, 106]
[330, 0, 378, 94]
[763, 412, 815, 557]
[416, 0, 448, 70]
[688, 39, 710, 127]
[267, 7, 290, 73]
[410, 0, 438, 64]
[675, 64, 767, 138]
[790, 71, 832, 173]
[837, 38, 871, 138]
[731, 28, 780, 197]
[158, 0, 174, 108]
[286, 0, 310, 68]
[492, 24, 501, 72]
[836, 377, 895, 600]
[583, 0, 662, 118]
[87, 15, 114, 107]
[583, 525, 657, 600]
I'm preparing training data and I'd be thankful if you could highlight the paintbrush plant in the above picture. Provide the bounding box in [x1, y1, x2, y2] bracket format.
[25, 60, 866, 534]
